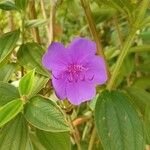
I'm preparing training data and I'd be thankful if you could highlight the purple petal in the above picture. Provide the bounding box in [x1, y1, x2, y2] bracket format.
[42, 42, 70, 71]
[52, 73, 67, 100]
[85, 56, 107, 85]
[67, 37, 96, 64]
[66, 81, 96, 105]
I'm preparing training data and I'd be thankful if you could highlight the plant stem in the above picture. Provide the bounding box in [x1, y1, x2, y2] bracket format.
[68, 116, 82, 150]
[80, 0, 110, 78]
[88, 127, 96, 150]
[49, 0, 57, 44]
[107, 29, 136, 90]
[80, 0, 103, 56]
[29, 0, 41, 43]
[107, 0, 149, 90]
[40, 0, 51, 42]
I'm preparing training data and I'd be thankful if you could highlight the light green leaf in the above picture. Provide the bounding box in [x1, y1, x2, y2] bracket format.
[25, 19, 47, 28]
[28, 74, 49, 98]
[36, 130, 71, 150]
[19, 70, 35, 96]
[0, 115, 28, 150]
[0, 99, 23, 127]
[0, 0, 17, 10]
[25, 96, 69, 132]
[17, 43, 50, 77]
[0, 82, 19, 106]
[0, 63, 16, 82]
[95, 90, 145, 150]
[0, 30, 20, 66]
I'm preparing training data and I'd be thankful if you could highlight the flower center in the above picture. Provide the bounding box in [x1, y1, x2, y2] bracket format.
[66, 64, 87, 82]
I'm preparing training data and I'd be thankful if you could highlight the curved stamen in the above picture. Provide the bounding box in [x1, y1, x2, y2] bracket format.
[52, 74, 61, 80]
[88, 75, 94, 81]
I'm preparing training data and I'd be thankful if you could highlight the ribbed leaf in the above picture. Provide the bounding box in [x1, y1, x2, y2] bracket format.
[0, 0, 17, 10]
[0, 115, 28, 150]
[17, 43, 49, 77]
[95, 90, 145, 150]
[15, 0, 28, 11]
[28, 74, 49, 98]
[0, 82, 19, 106]
[0, 63, 16, 82]
[0, 99, 23, 127]
[0, 30, 20, 65]
[19, 70, 35, 96]
[36, 130, 71, 150]
[24, 96, 69, 132]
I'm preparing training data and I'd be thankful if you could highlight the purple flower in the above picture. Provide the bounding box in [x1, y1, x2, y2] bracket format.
[42, 37, 107, 105]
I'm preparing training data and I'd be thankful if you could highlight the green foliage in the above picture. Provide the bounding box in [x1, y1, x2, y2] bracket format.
[15, 0, 28, 11]
[0, 0, 17, 11]
[36, 130, 71, 150]
[0, 63, 16, 82]
[0, 115, 28, 150]
[24, 96, 69, 132]
[0, 99, 23, 127]
[0, 0, 149, 149]
[17, 43, 50, 77]
[0, 82, 20, 106]
[95, 90, 145, 150]
[19, 69, 35, 96]
[0, 30, 20, 66]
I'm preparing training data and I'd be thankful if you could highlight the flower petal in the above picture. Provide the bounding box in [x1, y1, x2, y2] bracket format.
[67, 37, 96, 64]
[42, 42, 70, 71]
[52, 75, 67, 100]
[86, 56, 108, 85]
[66, 81, 96, 105]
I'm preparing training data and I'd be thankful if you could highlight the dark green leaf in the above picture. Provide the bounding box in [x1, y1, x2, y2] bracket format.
[0, 63, 16, 82]
[0, 99, 23, 127]
[17, 43, 50, 77]
[0, 0, 17, 10]
[0, 82, 19, 106]
[0, 30, 20, 66]
[25, 96, 69, 132]
[0, 115, 28, 150]
[95, 90, 145, 150]
[36, 130, 71, 150]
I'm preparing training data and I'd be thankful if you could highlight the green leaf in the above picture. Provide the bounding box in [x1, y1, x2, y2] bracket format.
[36, 130, 71, 150]
[28, 74, 49, 98]
[24, 96, 69, 132]
[126, 87, 150, 114]
[0, 63, 16, 82]
[0, 30, 20, 66]
[0, 0, 17, 10]
[25, 19, 47, 28]
[17, 43, 50, 77]
[132, 77, 150, 90]
[0, 115, 28, 150]
[95, 90, 145, 150]
[19, 70, 35, 96]
[0, 82, 19, 106]
[0, 99, 23, 127]
[15, 0, 28, 11]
